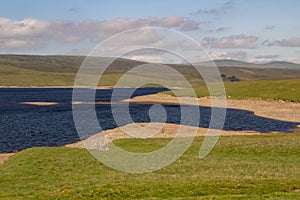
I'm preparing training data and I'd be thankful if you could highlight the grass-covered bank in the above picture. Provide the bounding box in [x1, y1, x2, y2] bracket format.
[166, 79, 300, 102]
[1, 134, 300, 199]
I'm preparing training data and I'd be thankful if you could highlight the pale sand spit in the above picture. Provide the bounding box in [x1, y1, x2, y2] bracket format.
[65, 122, 262, 149]
[126, 94, 300, 123]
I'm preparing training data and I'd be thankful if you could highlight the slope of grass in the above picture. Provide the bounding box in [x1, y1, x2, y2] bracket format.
[0, 134, 300, 199]
[0, 55, 83, 73]
[224, 79, 300, 101]
[0, 65, 77, 86]
[218, 67, 300, 81]
[0, 65, 141, 87]
[2, 54, 300, 86]
[167, 79, 300, 102]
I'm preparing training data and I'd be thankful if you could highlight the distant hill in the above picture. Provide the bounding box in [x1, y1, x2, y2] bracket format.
[200, 59, 253, 68]
[0, 54, 145, 73]
[1, 55, 299, 72]
[263, 61, 300, 69]
[1, 54, 300, 86]
[198, 59, 300, 69]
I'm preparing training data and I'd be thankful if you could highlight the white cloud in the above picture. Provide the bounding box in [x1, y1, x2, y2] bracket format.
[0, 17, 201, 51]
[179, 20, 200, 31]
[105, 28, 164, 46]
[247, 55, 300, 64]
[0, 18, 50, 38]
[247, 55, 280, 63]
[128, 55, 176, 63]
[278, 38, 300, 47]
[203, 27, 229, 33]
[262, 37, 300, 47]
[209, 51, 247, 60]
[203, 35, 258, 49]
[160, 16, 184, 27]
[282, 57, 300, 64]
[0, 39, 28, 49]
[209, 51, 231, 60]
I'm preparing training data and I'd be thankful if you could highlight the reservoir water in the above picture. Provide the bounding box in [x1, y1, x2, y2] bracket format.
[0, 88, 298, 153]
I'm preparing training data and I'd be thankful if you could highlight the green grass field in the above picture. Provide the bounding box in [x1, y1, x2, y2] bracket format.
[167, 79, 300, 102]
[1, 134, 300, 199]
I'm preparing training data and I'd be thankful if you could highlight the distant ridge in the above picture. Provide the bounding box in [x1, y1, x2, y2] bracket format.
[263, 61, 300, 69]
[198, 59, 300, 69]
[0, 54, 300, 71]
[1, 54, 300, 86]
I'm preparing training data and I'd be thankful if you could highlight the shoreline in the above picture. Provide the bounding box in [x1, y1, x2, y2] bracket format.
[0, 86, 115, 89]
[15, 97, 300, 123]
[1, 93, 299, 164]
[65, 122, 264, 149]
[128, 94, 300, 123]
[0, 153, 15, 164]
[0, 85, 299, 103]
[0, 124, 271, 165]
[2, 124, 297, 165]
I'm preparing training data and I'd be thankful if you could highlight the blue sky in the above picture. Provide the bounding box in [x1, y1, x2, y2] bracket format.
[0, 0, 300, 63]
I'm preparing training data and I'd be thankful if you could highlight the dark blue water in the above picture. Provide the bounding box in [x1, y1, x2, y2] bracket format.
[0, 88, 299, 153]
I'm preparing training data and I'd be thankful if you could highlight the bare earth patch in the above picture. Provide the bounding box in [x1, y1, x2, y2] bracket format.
[0, 153, 15, 164]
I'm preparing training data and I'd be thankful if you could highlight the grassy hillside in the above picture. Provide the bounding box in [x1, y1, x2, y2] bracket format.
[218, 67, 300, 81]
[1, 54, 300, 101]
[0, 134, 300, 199]
[0, 54, 84, 73]
[167, 79, 300, 102]
[0, 65, 76, 86]
[199, 59, 300, 69]
[1, 54, 300, 86]
[223, 80, 300, 101]
[0, 54, 145, 86]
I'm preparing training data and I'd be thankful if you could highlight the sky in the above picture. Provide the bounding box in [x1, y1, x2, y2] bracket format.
[0, 0, 300, 63]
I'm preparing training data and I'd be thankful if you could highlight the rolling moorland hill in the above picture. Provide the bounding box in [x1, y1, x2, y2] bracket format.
[1, 54, 300, 86]
[198, 59, 300, 69]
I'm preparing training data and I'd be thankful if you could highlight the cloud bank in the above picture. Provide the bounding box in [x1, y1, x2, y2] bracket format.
[262, 37, 300, 47]
[203, 35, 258, 49]
[0, 17, 201, 50]
[209, 51, 247, 60]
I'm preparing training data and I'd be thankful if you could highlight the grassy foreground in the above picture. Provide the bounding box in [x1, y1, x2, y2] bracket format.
[0, 134, 300, 199]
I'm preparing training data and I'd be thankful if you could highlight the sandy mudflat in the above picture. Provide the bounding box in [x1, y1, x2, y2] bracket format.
[19, 101, 127, 106]
[126, 94, 300, 123]
[20, 102, 59, 106]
